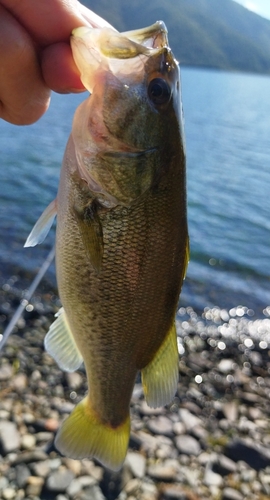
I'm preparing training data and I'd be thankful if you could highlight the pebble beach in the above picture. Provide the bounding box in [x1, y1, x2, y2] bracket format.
[1, 276, 270, 500]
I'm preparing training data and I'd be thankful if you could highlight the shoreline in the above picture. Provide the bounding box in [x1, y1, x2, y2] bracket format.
[1, 283, 270, 499]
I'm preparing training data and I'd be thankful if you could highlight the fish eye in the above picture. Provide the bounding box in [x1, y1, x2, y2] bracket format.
[148, 78, 171, 105]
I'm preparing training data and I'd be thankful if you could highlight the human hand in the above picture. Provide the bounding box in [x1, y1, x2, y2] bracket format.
[0, 0, 113, 125]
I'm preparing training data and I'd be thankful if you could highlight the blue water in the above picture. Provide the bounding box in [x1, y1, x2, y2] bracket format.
[0, 68, 270, 316]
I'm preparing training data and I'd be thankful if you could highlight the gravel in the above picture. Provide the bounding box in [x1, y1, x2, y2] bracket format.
[1, 283, 270, 499]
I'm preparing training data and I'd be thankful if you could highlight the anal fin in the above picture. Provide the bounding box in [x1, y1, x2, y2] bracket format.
[45, 308, 83, 372]
[141, 322, 179, 408]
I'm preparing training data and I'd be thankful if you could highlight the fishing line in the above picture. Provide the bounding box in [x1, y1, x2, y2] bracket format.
[0, 246, 55, 351]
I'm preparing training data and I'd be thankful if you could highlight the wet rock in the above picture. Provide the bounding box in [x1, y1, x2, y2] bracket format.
[0, 363, 13, 381]
[30, 460, 50, 478]
[159, 484, 200, 500]
[0, 421, 20, 454]
[222, 487, 243, 500]
[147, 459, 180, 481]
[11, 450, 48, 465]
[15, 464, 31, 488]
[178, 408, 202, 430]
[2, 488, 16, 500]
[20, 433, 36, 450]
[79, 484, 106, 500]
[126, 451, 146, 478]
[25, 476, 44, 497]
[46, 468, 75, 492]
[12, 373, 28, 391]
[175, 435, 201, 456]
[77, 476, 97, 488]
[212, 454, 238, 476]
[204, 465, 223, 487]
[239, 392, 260, 405]
[80, 461, 103, 481]
[223, 401, 238, 422]
[0, 477, 9, 491]
[124, 478, 141, 495]
[147, 416, 174, 436]
[66, 478, 83, 496]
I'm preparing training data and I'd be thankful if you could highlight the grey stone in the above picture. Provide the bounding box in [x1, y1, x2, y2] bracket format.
[15, 464, 31, 488]
[80, 485, 105, 500]
[77, 476, 97, 488]
[11, 450, 48, 465]
[223, 401, 238, 422]
[30, 460, 50, 478]
[159, 484, 191, 499]
[126, 451, 146, 478]
[147, 416, 174, 436]
[178, 408, 202, 430]
[222, 487, 243, 500]
[66, 478, 82, 496]
[25, 476, 44, 497]
[213, 454, 238, 476]
[20, 433, 36, 450]
[2, 488, 16, 500]
[0, 363, 13, 381]
[0, 421, 20, 454]
[12, 373, 28, 391]
[175, 434, 201, 456]
[204, 466, 223, 487]
[0, 477, 9, 491]
[147, 460, 180, 481]
[46, 469, 75, 492]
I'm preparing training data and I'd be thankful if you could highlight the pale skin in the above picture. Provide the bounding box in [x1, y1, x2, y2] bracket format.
[0, 0, 113, 125]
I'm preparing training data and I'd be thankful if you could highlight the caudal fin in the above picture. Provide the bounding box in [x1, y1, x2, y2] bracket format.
[55, 396, 130, 471]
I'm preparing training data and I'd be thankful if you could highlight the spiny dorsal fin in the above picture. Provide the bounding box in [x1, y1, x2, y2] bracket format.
[45, 308, 83, 372]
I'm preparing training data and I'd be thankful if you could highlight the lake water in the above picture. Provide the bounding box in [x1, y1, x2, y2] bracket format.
[0, 67, 269, 318]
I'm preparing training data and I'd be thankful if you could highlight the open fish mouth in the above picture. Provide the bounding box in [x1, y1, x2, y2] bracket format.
[70, 22, 172, 91]
[120, 21, 169, 50]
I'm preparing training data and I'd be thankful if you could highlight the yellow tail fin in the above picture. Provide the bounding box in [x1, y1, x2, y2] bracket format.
[55, 396, 130, 471]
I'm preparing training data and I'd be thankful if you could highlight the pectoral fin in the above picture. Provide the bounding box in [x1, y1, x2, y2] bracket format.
[73, 200, 103, 273]
[24, 199, 57, 247]
[45, 308, 83, 372]
[141, 322, 179, 408]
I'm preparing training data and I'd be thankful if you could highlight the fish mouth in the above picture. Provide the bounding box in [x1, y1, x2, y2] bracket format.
[71, 22, 172, 91]
[121, 21, 168, 50]
[72, 21, 169, 58]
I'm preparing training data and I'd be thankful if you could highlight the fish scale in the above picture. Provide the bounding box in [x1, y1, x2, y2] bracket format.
[25, 20, 188, 470]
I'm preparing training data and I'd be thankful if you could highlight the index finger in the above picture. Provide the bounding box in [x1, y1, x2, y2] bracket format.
[1, 0, 114, 45]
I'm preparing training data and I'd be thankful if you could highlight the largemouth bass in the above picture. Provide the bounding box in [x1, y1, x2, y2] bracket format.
[25, 21, 188, 470]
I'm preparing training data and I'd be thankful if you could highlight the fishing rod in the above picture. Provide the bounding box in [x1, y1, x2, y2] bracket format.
[0, 246, 55, 351]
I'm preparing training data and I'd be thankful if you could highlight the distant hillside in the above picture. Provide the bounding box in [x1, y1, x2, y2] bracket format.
[82, 0, 270, 74]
